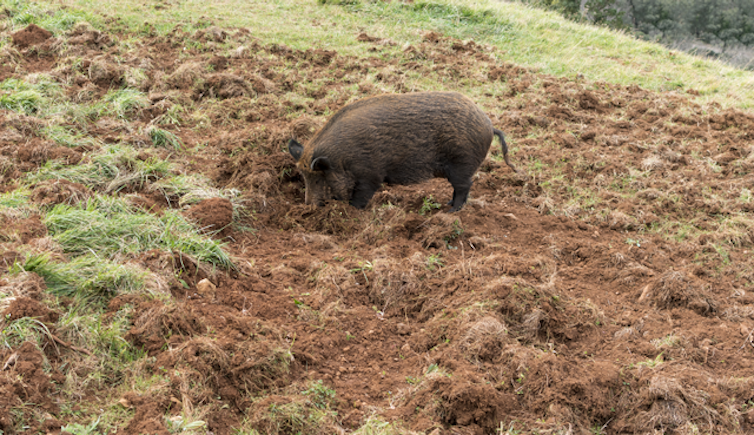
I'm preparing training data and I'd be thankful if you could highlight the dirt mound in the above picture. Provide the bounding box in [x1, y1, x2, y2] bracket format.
[116, 393, 171, 435]
[85, 54, 125, 87]
[124, 301, 205, 353]
[279, 203, 363, 235]
[31, 179, 92, 207]
[11, 24, 52, 48]
[0, 250, 22, 270]
[196, 73, 250, 99]
[289, 115, 322, 141]
[184, 197, 234, 237]
[0, 342, 62, 434]
[164, 61, 204, 90]
[2, 296, 59, 323]
[0, 214, 47, 244]
[0, 272, 47, 302]
[440, 382, 513, 432]
[639, 270, 718, 315]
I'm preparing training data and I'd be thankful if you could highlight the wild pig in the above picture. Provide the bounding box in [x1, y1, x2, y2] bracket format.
[288, 91, 517, 212]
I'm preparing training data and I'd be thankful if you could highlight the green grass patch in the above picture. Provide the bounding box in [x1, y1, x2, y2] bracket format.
[56, 302, 146, 379]
[0, 76, 63, 115]
[650, 214, 754, 249]
[0, 87, 45, 114]
[30, 143, 172, 192]
[352, 415, 420, 435]
[253, 391, 340, 435]
[146, 125, 183, 150]
[61, 419, 104, 435]
[154, 103, 187, 126]
[0, 188, 32, 212]
[43, 195, 233, 268]
[0, 264, 157, 433]
[331, 0, 513, 40]
[1, 315, 57, 350]
[100, 88, 150, 119]
[1, 0, 100, 33]
[22, 253, 147, 301]
[42, 125, 101, 148]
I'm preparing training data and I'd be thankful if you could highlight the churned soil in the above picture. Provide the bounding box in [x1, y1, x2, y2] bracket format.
[1, 18, 754, 435]
[10, 23, 52, 49]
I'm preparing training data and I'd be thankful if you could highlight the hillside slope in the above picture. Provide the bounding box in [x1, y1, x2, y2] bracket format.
[1, 0, 754, 434]
[59, 0, 754, 109]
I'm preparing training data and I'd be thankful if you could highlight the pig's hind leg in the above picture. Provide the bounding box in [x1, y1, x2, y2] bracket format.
[447, 172, 473, 212]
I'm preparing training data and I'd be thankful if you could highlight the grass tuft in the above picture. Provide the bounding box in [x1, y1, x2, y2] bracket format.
[0, 188, 33, 214]
[146, 125, 183, 150]
[42, 195, 233, 269]
[30, 143, 172, 192]
[0, 316, 56, 350]
[42, 124, 101, 148]
[3, 0, 96, 33]
[0, 76, 64, 115]
[100, 88, 149, 119]
[22, 253, 147, 302]
[352, 414, 422, 435]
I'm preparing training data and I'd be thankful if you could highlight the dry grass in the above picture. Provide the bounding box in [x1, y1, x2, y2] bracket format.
[627, 364, 733, 433]
[368, 254, 424, 313]
[289, 115, 323, 142]
[459, 316, 509, 363]
[639, 270, 717, 316]
[30, 179, 91, 207]
[641, 155, 665, 172]
[308, 260, 356, 303]
[164, 61, 205, 90]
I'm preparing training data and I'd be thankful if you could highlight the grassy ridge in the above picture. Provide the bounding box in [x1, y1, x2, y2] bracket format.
[53, 0, 754, 108]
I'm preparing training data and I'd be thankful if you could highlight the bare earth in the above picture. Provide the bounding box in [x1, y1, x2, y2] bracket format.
[1, 17, 754, 435]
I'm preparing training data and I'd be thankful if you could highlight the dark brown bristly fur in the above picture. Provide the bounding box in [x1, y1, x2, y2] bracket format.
[288, 91, 516, 212]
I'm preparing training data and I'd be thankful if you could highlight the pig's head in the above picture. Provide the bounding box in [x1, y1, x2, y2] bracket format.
[288, 139, 354, 207]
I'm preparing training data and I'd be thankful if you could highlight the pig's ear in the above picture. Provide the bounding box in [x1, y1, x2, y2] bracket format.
[311, 156, 331, 172]
[288, 139, 304, 161]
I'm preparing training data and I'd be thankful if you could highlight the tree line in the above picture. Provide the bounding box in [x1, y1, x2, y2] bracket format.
[526, 0, 754, 68]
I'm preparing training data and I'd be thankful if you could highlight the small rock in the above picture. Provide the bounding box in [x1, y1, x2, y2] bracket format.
[638, 284, 651, 303]
[197, 278, 216, 298]
[401, 342, 412, 354]
[231, 45, 248, 58]
[396, 322, 410, 335]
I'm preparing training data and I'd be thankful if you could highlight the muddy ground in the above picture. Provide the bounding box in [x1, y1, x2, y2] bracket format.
[1, 12, 754, 435]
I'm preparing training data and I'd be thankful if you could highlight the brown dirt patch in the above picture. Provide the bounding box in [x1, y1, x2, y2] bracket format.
[0, 342, 61, 434]
[11, 24, 53, 49]
[0, 215, 47, 244]
[184, 197, 234, 237]
[195, 73, 250, 100]
[115, 393, 171, 435]
[31, 179, 92, 207]
[2, 296, 59, 324]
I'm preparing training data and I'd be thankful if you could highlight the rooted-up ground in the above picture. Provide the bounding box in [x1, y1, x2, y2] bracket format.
[1, 1, 754, 434]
